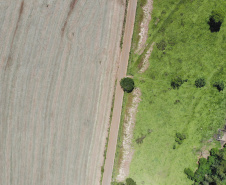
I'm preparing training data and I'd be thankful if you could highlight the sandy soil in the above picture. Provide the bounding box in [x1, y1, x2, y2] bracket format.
[137, 0, 153, 54]
[139, 42, 155, 73]
[101, 0, 138, 184]
[0, 1, 124, 185]
[116, 88, 141, 182]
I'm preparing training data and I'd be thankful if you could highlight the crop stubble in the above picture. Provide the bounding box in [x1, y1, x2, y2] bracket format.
[0, 0, 124, 184]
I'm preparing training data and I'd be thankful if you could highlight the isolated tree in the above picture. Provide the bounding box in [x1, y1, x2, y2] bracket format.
[195, 78, 206, 88]
[213, 81, 224, 92]
[126, 178, 136, 185]
[208, 9, 225, 32]
[120, 77, 135, 93]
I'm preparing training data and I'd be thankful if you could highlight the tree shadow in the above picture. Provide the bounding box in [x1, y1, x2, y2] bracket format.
[208, 17, 222, 32]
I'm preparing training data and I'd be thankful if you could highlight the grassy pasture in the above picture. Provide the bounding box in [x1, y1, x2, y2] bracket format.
[127, 0, 226, 184]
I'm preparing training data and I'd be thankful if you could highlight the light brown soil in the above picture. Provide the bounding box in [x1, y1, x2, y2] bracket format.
[137, 0, 153, 54]
[139, 42, 155, 73]
[116, 88, 141, 182]
[101, 0, 138, 184]
[0, 1, 124, 185]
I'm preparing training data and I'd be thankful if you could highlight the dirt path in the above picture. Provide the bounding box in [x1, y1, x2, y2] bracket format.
[0, 1, 124, 185]
[116, 88, 141, 182]
[102, 0, 138, 184]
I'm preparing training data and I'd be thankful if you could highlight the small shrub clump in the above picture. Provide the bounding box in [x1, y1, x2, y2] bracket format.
[213, 81, 224, 92]
[126, 178, 137, 185]
[156, 40, 167, 51]
[195, 78, 206, 88]
[120, 77, 135, 93]
[171, 77, 187, 89]
[175, 132, 186, 145]
[208, 9, 225, 32]
[184, 168, 194, 180]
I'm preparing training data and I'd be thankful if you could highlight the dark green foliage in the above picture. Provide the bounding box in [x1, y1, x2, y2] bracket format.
[156, 40, 167, 51]
[126, 178, 136, 185]
[173, 144, 176, 149]
[210, 148, 219, 156]
[171, 77, 184, 89]
[195, 78, 206, 88]
[175, 132, 186, 145]
[139, 0, 147, 7]
[111, 182, 125, 185]
[213, 81, 224, 92]
[176, 132, 186, 140]
[136, 135, 146, 144]
[184, 168, 194, 180]
[185, 147, 226, 184]
[208, 9, 225, 32]
[211, 9, 224, 23]
[120, 77, 135, 93]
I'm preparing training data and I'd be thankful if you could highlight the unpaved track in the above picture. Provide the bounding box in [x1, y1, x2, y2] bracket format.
[0, 1, 124, 185]
[102, 0, 138, 184]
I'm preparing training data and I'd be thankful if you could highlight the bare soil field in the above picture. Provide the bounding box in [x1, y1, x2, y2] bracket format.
[0, 0, 125, 185]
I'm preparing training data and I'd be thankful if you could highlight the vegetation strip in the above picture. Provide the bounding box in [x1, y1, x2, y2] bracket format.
[114, 0, 226, 184]
[120, 0, 129, 49]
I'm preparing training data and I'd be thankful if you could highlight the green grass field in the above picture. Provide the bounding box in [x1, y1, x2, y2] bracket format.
[126, 0, 226, 184]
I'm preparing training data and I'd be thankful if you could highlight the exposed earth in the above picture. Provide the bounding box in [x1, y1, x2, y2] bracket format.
[0, 0, 125, 184]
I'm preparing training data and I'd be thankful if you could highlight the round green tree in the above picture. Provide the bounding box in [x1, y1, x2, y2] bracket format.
[120, 77, 135, 93]
[213, 81, 224, 92]
[195, 78, 206, 88]
[208, 9, 225, 32]
[126, 178, 136, 185]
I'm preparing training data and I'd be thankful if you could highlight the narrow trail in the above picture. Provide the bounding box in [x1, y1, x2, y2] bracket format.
[101, 0, 138, 184]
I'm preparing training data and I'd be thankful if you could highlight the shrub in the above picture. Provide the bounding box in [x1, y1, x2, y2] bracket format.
[176, 132, 186, 140]
[195, 78, 206, 88]
[213, 81, 224, 91]
[126, 178, 136, 185]
[120, 77, 135, 93]
[184, 168, 194, 180]
[175, 132, 186, 144]
[208, 9, 225, 32]
[210, 148, 219, 156]
[156, 40, 167, 50]
[173, 144, 176, 149]
[171, 77, 183, 89]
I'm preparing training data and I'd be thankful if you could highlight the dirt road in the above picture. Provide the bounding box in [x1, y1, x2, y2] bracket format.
[0, 1, 124, 185]
[102, 0, 138, 184]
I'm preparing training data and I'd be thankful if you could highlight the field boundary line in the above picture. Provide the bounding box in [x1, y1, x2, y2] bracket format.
[101, 0, 138, 184]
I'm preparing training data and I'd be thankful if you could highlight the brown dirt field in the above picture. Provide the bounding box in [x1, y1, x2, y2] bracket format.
[0, 0, 125, 184]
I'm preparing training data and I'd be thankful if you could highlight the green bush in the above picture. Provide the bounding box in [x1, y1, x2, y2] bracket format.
[184, 168, 194, 180]
[213, 81, 224, 91]
[208, 9, 225, 32]
[156, 40, 167, 51]
[126, 178, 136, 185]
[176, 132, 186, 140]
[211, 9, 224, 23]
[120, 77, 135, 93]
[175, 132, 186, 145]
[171, 77, 183, 89]
[195, 78, 206, 88]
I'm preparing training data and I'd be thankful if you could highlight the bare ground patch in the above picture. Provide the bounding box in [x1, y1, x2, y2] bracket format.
[139, 42, 155, 73]
[116, 88, 141, 182]
[137, 0, 153, 54]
